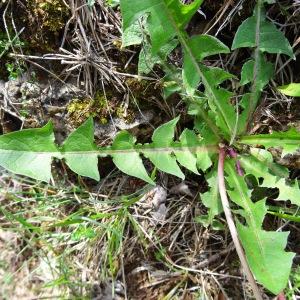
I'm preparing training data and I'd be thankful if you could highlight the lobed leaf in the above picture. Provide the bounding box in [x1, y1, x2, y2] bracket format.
[182, 35, 230, 93]
[174, 129, 199, 175]
[0, 122, 58, 182]
[278, 83, 300, 97]
[193, 121, 216, 171]
[120, 0, 203, 54]
[233, 3, 294, 134]
[200, 66, 235, 87]
[232, 6, 294, 58]
[200, 169, 223, 227]
[240, 53, 274, 92]
[225, 160, 295, 294]
[138, 39, 178, 74]
[237, 222, 294, 295]
[144, 117, 185, 178]
[121, 0, 236, 139]
[61, 118, 100, 181]
[240, 128, 300, 157]
[122, 20, 144, 47]
[0, 117, 219, 183]
[112, 131, 155, 185]
[152, 116, 179, 146]
[240, 149, 300, 206]
[240, 148, 300, 206]
[236, 93, 253, 135]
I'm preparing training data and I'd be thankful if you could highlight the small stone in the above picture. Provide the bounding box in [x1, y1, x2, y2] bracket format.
[20, 82, 41, 98]
[4, 79, 22, 102]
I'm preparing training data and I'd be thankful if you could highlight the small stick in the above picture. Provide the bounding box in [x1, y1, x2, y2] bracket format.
[218, 146, 263, 300]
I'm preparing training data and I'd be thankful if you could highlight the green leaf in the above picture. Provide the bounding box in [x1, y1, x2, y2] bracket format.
[0, 117, 216, 184]
[146, 151, 185, 179]
[237, 221, 294, 295]
[240, 148, 300, 206]
[214, 91, 235, 136]
[196, 146, 212, 172]
[0, 117, 215, 183]
[240, 127, 300, 156]
[174, 129, 199, 175]
[0, 122, 58, 182]
[162, 66, 182, 98]
[152, 116, 179, 146]
[225, 161, 265, 224]
[225, 160, 294, 294]
[232, 6, 294, 58]
[236, 93, 253, 135]
[247, 147, 289, 178]
[200, 169, 223, 226]
[112, 131, 155, 185]
[232, 3, 287, 135]
[194, 121, 216, 171]
[120, 0, 203, 54]
[278, 83, 300, 97]
[182, 35, 230, 92]
[163, 80, 181, 99]
[201, 66, 235, 86]
[120, 0, 235, 138]
[138, 39, 178, 74]
[241, 54, 274, 91]
[122, 14, 179, 74]
[62, 118, 100, 181]
[144, 117, 184, 179]
[122, 20, 144, 47]
[192, 66, 236, 138]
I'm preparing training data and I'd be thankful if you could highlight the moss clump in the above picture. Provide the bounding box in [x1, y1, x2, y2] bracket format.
[67, 98, 92, 127]
[67, 91, 135, 127]
[125, 78, 162, 101]
[67, 97, 108, 127]
[27, 0, 69, 32]
[125, 78, 149, 97]
[113, 39, 123, 50]
[21, 0, 70, 51]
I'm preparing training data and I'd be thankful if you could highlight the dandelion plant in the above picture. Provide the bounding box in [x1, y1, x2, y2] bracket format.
[0, 0, 299, 297]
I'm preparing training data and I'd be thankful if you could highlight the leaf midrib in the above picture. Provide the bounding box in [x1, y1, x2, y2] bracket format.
[226, 161, 277, 288]
[240, 136, 300, 144]
[160, 1, 233, 139]
[0, 145, 218, 155]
